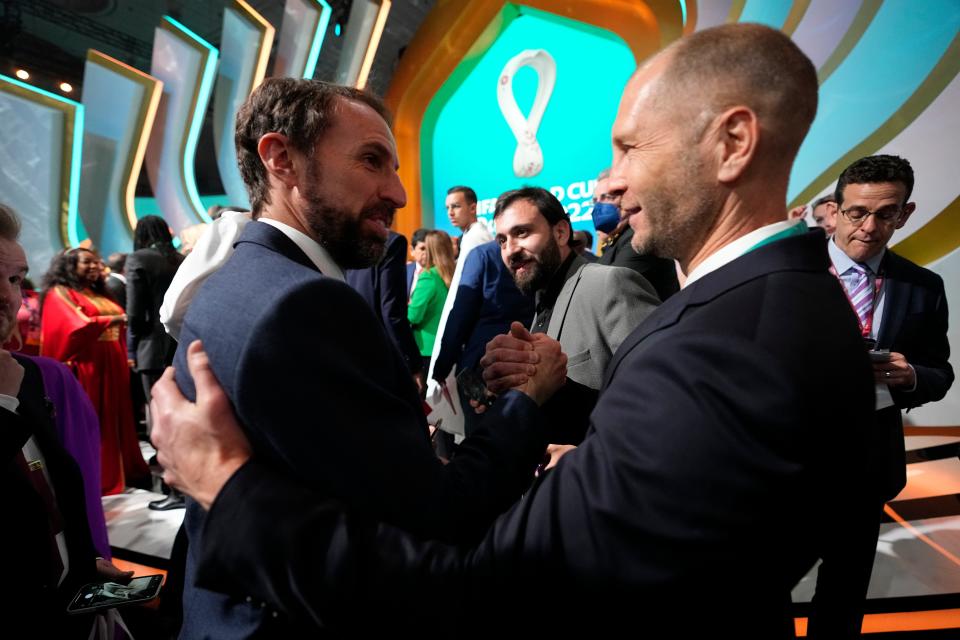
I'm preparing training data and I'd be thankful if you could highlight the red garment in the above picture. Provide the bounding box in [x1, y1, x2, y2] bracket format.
[40, 286, 149, 495]
[2, 290, 42, 355]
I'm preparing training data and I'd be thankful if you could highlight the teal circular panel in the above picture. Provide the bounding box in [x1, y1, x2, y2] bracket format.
[426, 10, 636, 235]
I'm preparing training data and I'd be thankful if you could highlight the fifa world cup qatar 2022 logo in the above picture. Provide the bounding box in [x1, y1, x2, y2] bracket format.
[497, 49, 556, 178]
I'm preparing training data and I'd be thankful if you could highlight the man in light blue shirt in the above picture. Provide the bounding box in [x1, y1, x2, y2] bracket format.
[813, 154, 953, 638]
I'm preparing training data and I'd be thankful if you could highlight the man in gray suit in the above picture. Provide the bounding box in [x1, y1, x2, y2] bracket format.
[487, 187, 659, 444]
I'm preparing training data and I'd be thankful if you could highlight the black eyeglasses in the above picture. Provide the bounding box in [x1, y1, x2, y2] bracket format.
[839, 205, 903, 225]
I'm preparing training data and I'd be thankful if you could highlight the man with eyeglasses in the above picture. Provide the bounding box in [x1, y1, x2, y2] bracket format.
[813, 154, 954, 638]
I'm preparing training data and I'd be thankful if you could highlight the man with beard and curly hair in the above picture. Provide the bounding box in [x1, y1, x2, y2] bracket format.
[488, 186, 659, 446]
[171, 78, 567, 639]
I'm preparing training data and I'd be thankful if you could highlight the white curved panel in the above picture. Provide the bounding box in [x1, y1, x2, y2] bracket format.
[145, 17, 219, 233]
[789, 0, 862, 70]
[214, 2, 274, 210]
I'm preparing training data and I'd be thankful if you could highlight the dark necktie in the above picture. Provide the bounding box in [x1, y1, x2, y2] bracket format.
[16, 450, 65, 584]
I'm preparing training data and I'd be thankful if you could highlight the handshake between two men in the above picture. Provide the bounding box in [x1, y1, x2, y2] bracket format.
[151, 322, 569, 510]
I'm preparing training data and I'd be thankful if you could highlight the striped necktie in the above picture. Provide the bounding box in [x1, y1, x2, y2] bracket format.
[848, 263, 874, 333]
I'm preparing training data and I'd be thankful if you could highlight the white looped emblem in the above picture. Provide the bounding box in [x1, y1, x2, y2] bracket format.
[497, 49, 556, 178]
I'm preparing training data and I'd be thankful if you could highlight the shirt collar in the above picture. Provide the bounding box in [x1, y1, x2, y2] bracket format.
[684, 220, 802, 287]
[828, 236, 885, 275]
[535, 251, 583, 313]
[259, 218, 345, 281]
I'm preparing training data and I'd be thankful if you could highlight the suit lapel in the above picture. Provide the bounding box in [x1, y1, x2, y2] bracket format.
[877, 253, 909, 349]
[547, 263, 587, 342]
[601, 230, 832, 390]
[237, 221, 321, 274]
[601, 284, 693, 388]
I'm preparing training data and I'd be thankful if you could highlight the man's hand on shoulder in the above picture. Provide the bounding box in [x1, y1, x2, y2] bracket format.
[151, 340, 252, 510]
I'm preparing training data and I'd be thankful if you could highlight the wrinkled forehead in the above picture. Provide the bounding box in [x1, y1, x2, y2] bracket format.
[841, 181, 908, 205]
[612, 53, 674, 141]
[335, 98, 398, 151]
[0, 237, 27, 271]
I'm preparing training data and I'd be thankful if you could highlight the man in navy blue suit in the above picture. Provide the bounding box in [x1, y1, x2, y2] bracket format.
[170, 79, 566, 638]
[153, 24, 877, 638]
[345, 230, 424, 391]
[810, 155, 953, 638]
[406, 227, 428, 297]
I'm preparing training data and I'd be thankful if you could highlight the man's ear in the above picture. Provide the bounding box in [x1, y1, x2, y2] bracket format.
[257, 133, 299, 190]
[555, 219, 571, 246]
[895, 202, 916, 230]
[711, 106, 759, 184]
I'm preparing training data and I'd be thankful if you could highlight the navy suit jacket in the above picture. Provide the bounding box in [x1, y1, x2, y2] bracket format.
[196, 230, 877, 637]
[175, 221, 547, 638]
[871, 250, 953, 500]
[345, 231, 422, 373]
[432, 241, 534, 379]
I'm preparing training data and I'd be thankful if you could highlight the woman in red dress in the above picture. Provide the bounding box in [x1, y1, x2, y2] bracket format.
[40, 248, 149, 495]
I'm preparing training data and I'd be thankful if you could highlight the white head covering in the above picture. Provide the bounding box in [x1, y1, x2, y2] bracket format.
[160, 210, 252, 339]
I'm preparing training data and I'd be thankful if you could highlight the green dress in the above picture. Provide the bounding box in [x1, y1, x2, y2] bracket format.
[407, 266, 449, 356]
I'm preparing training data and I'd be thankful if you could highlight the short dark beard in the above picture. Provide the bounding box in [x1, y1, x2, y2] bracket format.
[305, 201, 388, 269]
[301, 174, 393, 270]
[511, 235, 562, 296]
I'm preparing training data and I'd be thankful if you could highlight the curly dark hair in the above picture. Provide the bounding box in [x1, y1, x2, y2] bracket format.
[41, 248, 105, 305]
[835, 155, 914, 206]
[133, 215, 178, 257]
[235, 78, 391, 216]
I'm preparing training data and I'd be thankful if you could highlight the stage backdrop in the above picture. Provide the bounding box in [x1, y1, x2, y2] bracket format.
[389, 0, 960, 427]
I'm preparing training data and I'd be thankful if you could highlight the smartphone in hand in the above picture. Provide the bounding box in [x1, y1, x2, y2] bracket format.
[456, 367, 493, 408]
[67, 574, 163, 614]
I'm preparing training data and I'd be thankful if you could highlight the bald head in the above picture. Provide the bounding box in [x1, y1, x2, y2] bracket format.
[608, 24, 819, 273]
[654, 23, 818, 160]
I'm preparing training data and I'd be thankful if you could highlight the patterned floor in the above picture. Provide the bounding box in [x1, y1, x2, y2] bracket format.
[105, 433, 960, 635]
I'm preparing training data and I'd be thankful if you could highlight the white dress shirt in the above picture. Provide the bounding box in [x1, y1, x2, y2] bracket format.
[684, 220, 802, 287]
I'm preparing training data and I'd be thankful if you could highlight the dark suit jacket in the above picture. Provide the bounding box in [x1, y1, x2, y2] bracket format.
[195, 230, 876, 637]
[126, 246, 184, 370]
[599, 226, 679, 301]
[104, 273, 126, 309]
[872, 250, 953, 500]
[346, 232, 423, 373]
[432, 241, 534, 379]
[4, 354, 98, 636]
[406, 260, 416, 297]
[175, 221, 548, 638]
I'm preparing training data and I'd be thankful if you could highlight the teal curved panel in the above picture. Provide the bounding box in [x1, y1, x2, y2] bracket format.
[789, 0, 960, 201]
[425, 8, 635, 236]
[737, 0, 793, 29]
